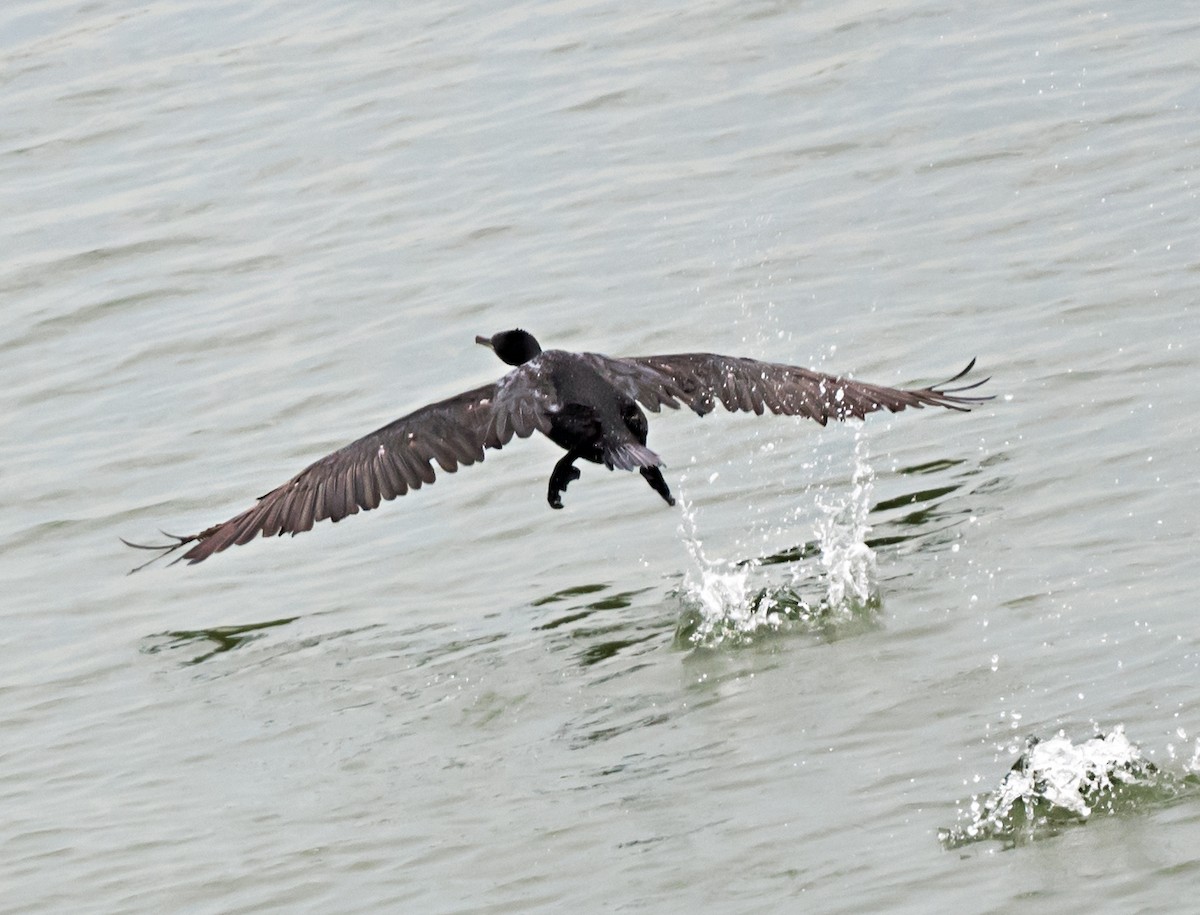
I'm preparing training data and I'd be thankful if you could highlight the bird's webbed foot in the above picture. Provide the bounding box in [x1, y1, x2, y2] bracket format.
[547, 453, 582, 509]
[640, 466, 676, 507]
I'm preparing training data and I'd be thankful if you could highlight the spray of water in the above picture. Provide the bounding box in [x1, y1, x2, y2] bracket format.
[941, 726, 1200, 848]
[675, 494, 772, 645]
[812, 431, 878, 611]
[676, 425, 880, 648]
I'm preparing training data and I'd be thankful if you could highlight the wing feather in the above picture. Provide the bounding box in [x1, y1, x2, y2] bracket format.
[127, 367, 558, 567]
[579, 352, 990, 423]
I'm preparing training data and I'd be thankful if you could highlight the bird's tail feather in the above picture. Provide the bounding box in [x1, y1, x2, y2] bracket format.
[604, 441, 662, 471]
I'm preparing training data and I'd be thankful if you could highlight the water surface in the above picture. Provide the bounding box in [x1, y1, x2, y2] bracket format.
[3, 0, 1198, 911]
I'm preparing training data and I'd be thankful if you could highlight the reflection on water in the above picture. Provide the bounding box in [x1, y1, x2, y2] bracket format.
[141, 616, 299, 665]
[533, 582, 665, 667]
[534, 584, 652, 629]
[531, 583, 611, 607]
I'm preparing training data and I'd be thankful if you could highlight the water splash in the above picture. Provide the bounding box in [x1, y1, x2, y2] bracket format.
[941, 726, 1200, 849]
[675, 426, 880, 648]
[675, 509, 773, 644]
[813, 431, 878, 611]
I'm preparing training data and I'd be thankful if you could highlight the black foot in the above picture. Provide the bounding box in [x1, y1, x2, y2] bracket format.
[548, 455, 582, 510]
[640, 466, 675, 506]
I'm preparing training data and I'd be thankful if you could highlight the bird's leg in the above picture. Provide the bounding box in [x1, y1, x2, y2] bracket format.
[639, 466, 676, 507]
[547, 452, 583, 509]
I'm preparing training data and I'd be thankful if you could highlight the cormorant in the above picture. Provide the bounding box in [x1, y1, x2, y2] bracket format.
[124, 329, 990, 568]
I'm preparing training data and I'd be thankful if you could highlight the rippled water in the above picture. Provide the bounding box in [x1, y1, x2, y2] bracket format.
[4, 0, 1199, 911]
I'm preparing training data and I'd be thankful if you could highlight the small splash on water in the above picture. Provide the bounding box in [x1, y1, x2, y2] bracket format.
[675, 514, 778, 644]
[675, 428, 880, 648]
[941, 726, 1200, 849]
[813, 432, 877, 610]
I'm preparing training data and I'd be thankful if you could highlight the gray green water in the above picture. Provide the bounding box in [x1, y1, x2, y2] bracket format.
[3, 1, 1199, 911]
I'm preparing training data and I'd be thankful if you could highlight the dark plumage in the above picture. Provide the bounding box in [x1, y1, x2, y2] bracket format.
[124, 329, 990, 568]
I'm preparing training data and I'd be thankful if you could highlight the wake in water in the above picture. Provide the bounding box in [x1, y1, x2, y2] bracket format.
[940, 726, 1200, 849]
[675, 429, 881, 648]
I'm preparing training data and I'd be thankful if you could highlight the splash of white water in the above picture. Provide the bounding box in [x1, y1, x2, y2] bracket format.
[812, 430, 877, 613]
[677, 426, 878, 647]
[941, 726, 1191, 848]
[676, 494, 774, 644]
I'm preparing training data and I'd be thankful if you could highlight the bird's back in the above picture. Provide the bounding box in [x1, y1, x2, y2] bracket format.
[540, 350, 654, 467]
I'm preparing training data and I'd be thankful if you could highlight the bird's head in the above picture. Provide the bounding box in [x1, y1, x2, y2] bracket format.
[475, 329, 543, 366]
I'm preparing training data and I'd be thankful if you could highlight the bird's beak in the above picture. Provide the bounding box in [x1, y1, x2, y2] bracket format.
[475, 335, 493, 349]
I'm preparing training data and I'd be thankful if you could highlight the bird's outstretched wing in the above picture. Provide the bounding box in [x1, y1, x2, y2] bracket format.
[579, 352, 991, 423]
[124, 365, 555, 569]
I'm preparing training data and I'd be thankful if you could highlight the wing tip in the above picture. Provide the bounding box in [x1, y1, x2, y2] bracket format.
[121, 530, 200, 573]
[925, 357, 994, 408]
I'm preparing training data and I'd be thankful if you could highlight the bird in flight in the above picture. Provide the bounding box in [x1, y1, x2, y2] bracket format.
[124, 329, 990, 569]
